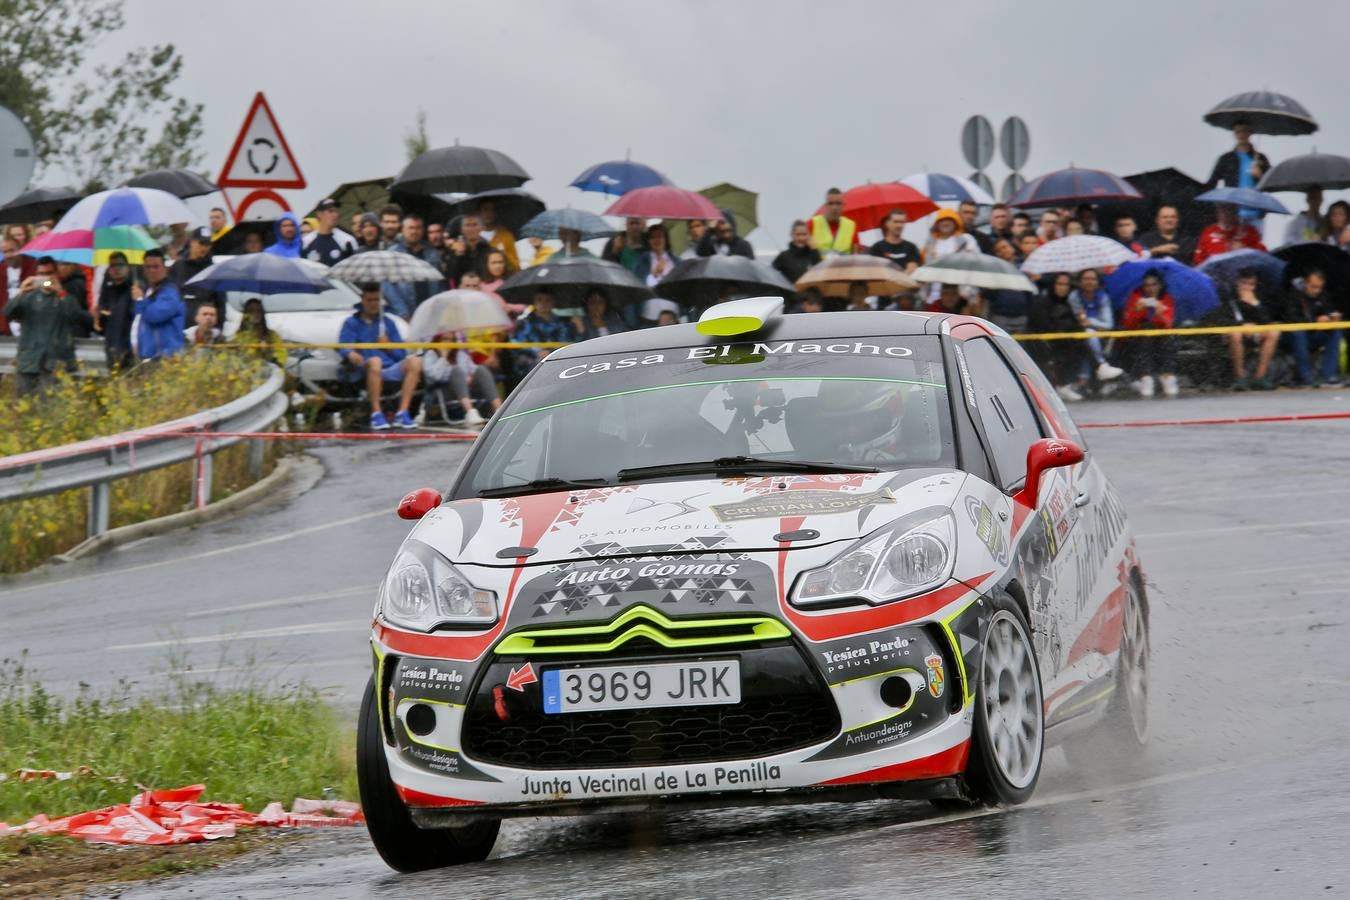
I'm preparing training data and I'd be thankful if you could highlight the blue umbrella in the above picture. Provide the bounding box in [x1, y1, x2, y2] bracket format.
[1198, 249, 1287, 297]
[1194, 187, 1290, 215]
[899, 172, 995, 205]
[570, 159, 671, 196]
[186, 254, 331, 294]
[1104, 258, 1220, 322]
[1007, 166, 1142, 208]
[519, 208, 616, 240]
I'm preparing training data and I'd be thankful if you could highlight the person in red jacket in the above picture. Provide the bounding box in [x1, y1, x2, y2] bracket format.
[1193, 203, 1266, 265]
[1120, 270, 1179, 398]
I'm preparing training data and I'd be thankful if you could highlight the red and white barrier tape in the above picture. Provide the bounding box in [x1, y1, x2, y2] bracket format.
[1079, 411, 1350, 429]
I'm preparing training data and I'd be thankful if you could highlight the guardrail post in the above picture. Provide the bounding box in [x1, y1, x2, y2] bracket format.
[87, 481, 110, 538]
[248, 437, 265, 479]
[193, 439, 213, 509]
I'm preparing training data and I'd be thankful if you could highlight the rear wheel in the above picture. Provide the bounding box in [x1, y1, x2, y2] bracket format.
[356, 676, 500, 872]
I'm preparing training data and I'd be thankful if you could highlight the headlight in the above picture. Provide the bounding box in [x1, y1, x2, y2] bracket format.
[792, 512, 955, 607]
[378, 541, 497, 631]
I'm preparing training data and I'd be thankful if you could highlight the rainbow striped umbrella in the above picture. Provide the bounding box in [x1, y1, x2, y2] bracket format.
[19, 226, 160, 265]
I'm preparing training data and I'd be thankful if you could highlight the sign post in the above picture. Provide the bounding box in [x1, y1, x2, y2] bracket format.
[217, 92, 306, 222]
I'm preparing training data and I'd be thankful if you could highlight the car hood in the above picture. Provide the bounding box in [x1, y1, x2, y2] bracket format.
[412, 469, 968, 567]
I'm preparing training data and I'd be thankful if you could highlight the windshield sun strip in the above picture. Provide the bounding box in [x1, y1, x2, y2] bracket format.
[498, 376, 949, 422]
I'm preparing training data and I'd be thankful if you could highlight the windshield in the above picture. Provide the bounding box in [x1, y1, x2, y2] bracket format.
[225, 280, 359, 313]
[456, 335, 955, 497]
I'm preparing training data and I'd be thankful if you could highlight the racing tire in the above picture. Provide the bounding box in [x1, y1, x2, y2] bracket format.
[356, 677, 500, 872]
[960, 592, 1045, 806]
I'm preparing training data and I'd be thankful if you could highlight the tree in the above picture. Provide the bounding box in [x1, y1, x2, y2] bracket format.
[403, 108, 430, 163]
[0, 0, 204, 191]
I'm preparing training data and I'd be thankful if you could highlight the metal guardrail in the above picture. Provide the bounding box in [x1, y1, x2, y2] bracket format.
[0, 336, 109, 375]
[0, 365, 287, 538]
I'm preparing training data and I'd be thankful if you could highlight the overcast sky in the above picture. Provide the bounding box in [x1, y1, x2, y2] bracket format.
[89, 0, 1350, 242]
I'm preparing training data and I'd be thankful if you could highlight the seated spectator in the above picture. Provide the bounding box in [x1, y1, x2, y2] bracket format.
[1111, 215, 1146, 256]
[773, 220, 822, 285]
[1193, 203, 1265, 265]
[869, 210, 922, 272]
[985, 239, 1031, 334]
[1278, 270, 1342, 387]
[636, 223, 678, 287]
[793, 289, 825, 313]
[846, 282, 874, 311]
[1027, 272, 1090, 401]
[1067, 269, 1124, 382]
[184, 304, 225, 347]
[134, 249, 186, 361]
[339, 283, 423, 429]
[1223, 268, 1280, 391]
[926, 283, 983, 317]
[697, 212, 754, 259]
[96, 251, 137, 370]
[232, 298, 286, 366]
[1119, 271, 1179, 398]
[656, 309, 680, 326]
[511, 290, 575, 376]
[428, 324, 501, 428]
[5, 256, 90, 396]
[574, 290, 629, 340]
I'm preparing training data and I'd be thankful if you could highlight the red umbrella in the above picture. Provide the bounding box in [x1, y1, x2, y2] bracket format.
[816, 183, 938, 232]
[604, 186, 724, 221]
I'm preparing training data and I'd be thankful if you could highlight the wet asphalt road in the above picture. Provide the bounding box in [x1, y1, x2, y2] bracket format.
[4, 390, 1350, 898]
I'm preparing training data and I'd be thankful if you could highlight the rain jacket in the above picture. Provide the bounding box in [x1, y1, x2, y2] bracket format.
[696, 208, 755, 259]
[772, 245, 822, 284]
[1121, 290, 1176, 330]
[339, 309, 407, 369]
[135, 280, 187, 360]
[4, 287, 90, 374]
[264, 213, 304, 258]
[98, 273, 138, 364]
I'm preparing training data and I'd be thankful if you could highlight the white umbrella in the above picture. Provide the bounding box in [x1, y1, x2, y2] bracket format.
[55, 186, 195, 230]
[407, 290, 511, 340]
[1021, 235, 1138, 275]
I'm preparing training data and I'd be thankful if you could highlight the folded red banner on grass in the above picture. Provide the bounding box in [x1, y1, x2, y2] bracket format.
[0, 784, 363, 845]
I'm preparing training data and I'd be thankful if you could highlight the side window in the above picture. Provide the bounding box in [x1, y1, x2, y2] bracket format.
[996, 336, 1087, 447]
[961, 338, 1043, 490]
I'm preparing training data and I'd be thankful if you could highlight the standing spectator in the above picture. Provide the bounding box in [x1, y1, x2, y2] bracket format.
[985, 238, 1032, 334]
[56, 263, 90, 337]
[574, 290, 628, 340]
[1010, 212, 1032, 241]
[680, 220, 708, 260]
[1067, 269, 1124, 381]
[1207, 121, 1271, 190]
[1073, 204, 1100, 235]
[96, 252, 137, 369]
[378, 204, 403, 248]
[810, 188, 858, 256]
[958, 201, 993, 253]
[511, 290, 576, 376]
[1110, 215, 1145, 256]
[923, 209, 979, 266]
[1027, 272, 1090, 401]
[1283, 187, 1325, 245]
[171, 228, 221, 321]
[264, 213, 304, 258]
[869, 210, 922, 271]
[350, 212, 365, 238]
[339, 283, 423, 429]
[603, 218, 647, 270]
[184, 303, 225, 346]
[477, 199, 520, 274]
[4, 223, 31, 247]
[303, 198, 358, 266]
[241, 232, 265, 254]
[635, 223, 678, 287]
[697, 211, 754, 259]
[162, 223, 189, 261]
[208, 207, 229, 241]
[1321, 201, 1349, 245]
[479, 250, 510, 294]
[773, 220, 822, 284]
[356, 214, 382, 252]
[5, 256, 90, 395]
[1036, 210, 1063, 243]
[385, 214, 445, 319]
[1278, 270, 1343, 387]
[1140, 205, 1195, 262]
[1016, 232, 1042, 266]
[447, 213, 495, 285]
[550, 227, 595, 262]
[796, 290, 825, 313]
[133, 249, 186, 361]
[987, 203, 1014, 243]
[426, 221, 449, 274]
[1119, 271, 1179, 398]
[1193, 203, 1266, 265]
[1064, 220, 1086, 237]
[1, 236, 36, 335]
[1223, 268, 1280, 391]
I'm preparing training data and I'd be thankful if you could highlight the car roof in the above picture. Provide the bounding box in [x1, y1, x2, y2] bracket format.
[549, 311, 990, 360]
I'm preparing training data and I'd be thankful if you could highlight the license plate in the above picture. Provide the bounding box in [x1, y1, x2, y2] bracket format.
[542, 660, 741, 714]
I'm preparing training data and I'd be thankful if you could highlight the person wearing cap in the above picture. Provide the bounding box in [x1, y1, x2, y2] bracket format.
[97, 251, 139, 369]
[303, 198, 359, 266]
[339, 282, 422, 429]
[355, 213, 382, 253]
[171, 227, 222, 322]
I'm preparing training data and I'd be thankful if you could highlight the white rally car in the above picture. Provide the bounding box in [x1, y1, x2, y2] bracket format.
[357, 298, 1150, 872]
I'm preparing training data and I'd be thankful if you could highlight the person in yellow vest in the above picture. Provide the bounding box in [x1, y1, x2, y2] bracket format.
[810, 187, 858, 255]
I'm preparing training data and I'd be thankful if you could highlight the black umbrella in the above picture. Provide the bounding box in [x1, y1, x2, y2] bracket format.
[430, 188, 546, 234]
[0, 186, 83, 224]
[1204, 90, 1318, 136]
[1259, 152, 1350, 193]
[1096, 167, 1209, 237]
[497, 256, 653, 307]
[211, 220, 276, 255]
[1274, 242, 1350, 310]
[123, 168, 220, 199]
[390, 143, 530, 196]
[656, 256, 795, 308]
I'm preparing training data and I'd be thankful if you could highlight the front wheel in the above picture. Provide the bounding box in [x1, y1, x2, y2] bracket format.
[356, 676, 500, 872]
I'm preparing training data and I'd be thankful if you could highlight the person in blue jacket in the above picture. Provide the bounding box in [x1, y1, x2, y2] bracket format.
[339, 282, 423, 430]
[134, 248, 186, 361]
[264, 212, 304, 258]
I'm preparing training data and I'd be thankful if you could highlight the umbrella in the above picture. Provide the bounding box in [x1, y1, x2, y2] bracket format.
[390, 143, 530, 196]
[497, 256, 653, 308]
[1008, 167, 1142, 208]
[0, 186, 82, 224]
[1021, 235, 1138, 275]
[655, 256, 795, 307]
[407, 289, 513, 339]
[1103, 258, 1220, 322]
[793, 255, 920, 298]
[899, 172, 994, 206]
[701, 183, 759, 234]
[1094, 167, 1210, 239]
[55, 187, 195, 230]
[820, 183, 938, 231]
[328, 250, 444, 284]
[604, 186, 724, 221]
[570, 158, 671, 196]
[211, 220, 275, 255]
[317, 177, 393, 221]
[1194, 187, 1289, 215]
[1204, 90, 1318, 136]
[123, 168, 219, 199]
[519, 208, 616, 241]
[1258, 152, 1350, 193]
[1198, 249, 1287, 297]
[431, 188, 545, 234]
[18, 226, 159, 266]
[186, 253, 331, 294]
[1273, 242, 1350, 308]
[912, 254, 1036, 292]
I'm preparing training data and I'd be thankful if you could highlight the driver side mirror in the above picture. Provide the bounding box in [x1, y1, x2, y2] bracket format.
[397, 487, 443, 520]
[1012, 438, 1085, 508]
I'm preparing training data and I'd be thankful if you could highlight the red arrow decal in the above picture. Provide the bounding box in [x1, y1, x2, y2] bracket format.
[506, 663, 537, 692]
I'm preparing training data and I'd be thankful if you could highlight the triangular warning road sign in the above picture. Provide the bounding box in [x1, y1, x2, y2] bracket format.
[218, 92, 306, 190]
